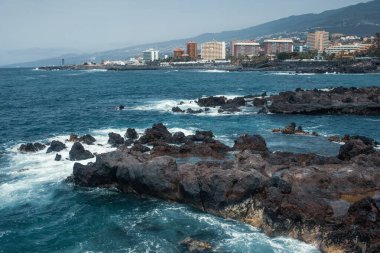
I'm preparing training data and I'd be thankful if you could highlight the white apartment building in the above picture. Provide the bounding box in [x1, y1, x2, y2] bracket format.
[143, 49, 159, 62]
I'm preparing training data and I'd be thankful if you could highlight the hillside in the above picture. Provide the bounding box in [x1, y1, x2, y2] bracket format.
[6, 0, 380, 67]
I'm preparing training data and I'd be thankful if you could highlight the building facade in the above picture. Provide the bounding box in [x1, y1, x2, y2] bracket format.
[264, 39, 293, 55]
[307, 31, 330, 52]
[173, 48, 184, 59]
[231, 40, 261, 58]
[201, 41, 226, 60]
[186, 41, 197, 60]
[143, 49, 159, 62]
[325, 43, 372, 55]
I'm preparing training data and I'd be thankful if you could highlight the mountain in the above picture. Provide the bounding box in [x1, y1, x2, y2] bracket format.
[5, 0, 380, 67]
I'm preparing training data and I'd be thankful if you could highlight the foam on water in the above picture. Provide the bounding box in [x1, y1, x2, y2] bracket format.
[131, 96, 258, 117]
[268, 72, 316, 76]
[196, 69, 230, 73]
[81, 69, 108, 72]
[0, 124, 209, 209]
[0, 131, 118, 209]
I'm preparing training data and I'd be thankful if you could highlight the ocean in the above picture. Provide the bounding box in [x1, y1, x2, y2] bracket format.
[0, 68, 379, 252]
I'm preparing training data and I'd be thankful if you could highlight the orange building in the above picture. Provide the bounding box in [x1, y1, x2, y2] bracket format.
[173, 48, 184, 59]
[186, 41, 197, 60]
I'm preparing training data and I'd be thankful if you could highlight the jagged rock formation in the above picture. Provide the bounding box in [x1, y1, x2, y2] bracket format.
[262, 86, 380, 115]
[68, 124, 380, 253]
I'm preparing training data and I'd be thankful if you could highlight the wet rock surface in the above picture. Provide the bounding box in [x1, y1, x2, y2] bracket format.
[19, 143, 46, 153]
[69, 142, 94, 161]
[108, 132, 125, 146]
[46, 140, 66, 153]
[69, 124, 380, 253]
[264, 86, 380, 115]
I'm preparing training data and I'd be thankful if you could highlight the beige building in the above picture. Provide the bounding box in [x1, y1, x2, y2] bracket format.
[326, 43, 372, 55]
[307, 30, 330, 52]
[201, 41, 226, 60]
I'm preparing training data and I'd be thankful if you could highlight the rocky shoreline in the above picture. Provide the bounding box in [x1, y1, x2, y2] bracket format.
[170, 86, 380, 116]
[62, 123, 380, 253]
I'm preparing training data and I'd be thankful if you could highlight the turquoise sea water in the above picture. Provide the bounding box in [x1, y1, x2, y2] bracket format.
[0, 68, 379, 252]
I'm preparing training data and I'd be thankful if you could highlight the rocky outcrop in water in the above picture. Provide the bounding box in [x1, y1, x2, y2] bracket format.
[125, 128, 138, 140]
[69, 142, 94, 161]
[19, 143, 46, 153]
[272, 123, 319, 136]
[47, 141, 66, 153]
[67, 134, 96, 145]
[108, 133, 125, 147]
[262, 86, 380, 115]
[69, 124, 380, 253]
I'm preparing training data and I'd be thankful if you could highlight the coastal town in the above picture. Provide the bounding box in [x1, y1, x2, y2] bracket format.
[41, 30, 380, 73]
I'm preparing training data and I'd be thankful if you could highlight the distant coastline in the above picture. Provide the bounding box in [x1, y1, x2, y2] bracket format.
[39, 58, 380, 74]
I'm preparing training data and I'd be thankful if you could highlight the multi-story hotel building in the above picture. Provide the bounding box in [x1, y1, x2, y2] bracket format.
[264, 39, 293, 55]
[186, 41, 197, 60]
[325, 43, 372, 55]
[201, 41, 226, 60]
[307, 30, 330, 52]
[231, 40, 261, 58]
[142, 49, 159, 62]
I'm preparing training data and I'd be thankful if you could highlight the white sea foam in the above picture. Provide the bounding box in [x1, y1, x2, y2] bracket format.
[196, 69, 229, 73]
[0, 123, 219, 208]
[81, 69, 108, 72]
[175, 207, 320, 252]
[0, 131, 119, 208]
[269, 72, 316, 76]
[131, 96, 257, 117]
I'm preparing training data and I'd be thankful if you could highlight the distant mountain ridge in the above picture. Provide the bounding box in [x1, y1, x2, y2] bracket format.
[6, 0, 380, 67]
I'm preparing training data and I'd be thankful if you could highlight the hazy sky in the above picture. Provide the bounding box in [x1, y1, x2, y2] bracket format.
[0, 0, 371, 65]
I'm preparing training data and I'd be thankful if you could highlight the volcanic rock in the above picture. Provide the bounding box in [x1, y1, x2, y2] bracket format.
[282, 122, 296, 134]
[186, 108, 203, 114]
[55, 154, 62, 161]
[79, 134, 96, 145]
[266, 86, 380, 115]
[108, 133, 125, 146]
[218, 104, 241, 113]
[179, 237, 212, 253]
[233, 134, 268, 153]
[139, 123, 172, 144]
[131, 144, 151, 153]
[190, 130, 214, 142]
[46, 140, 66, 153]
[172, 106, 185, 113]
[197, 96, 227, 107]
[19, 143, 46, 153]
[69, 142, 94, 161]
[338, 139, 375, 161]
[125, 128, 138, 140]
[69, 128, 380, 252]
[171, 132, 186, 144]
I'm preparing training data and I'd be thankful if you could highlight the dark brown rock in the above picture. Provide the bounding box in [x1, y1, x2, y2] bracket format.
[338, 139, 375, 161]
[197, 96, 227, 107]
[19, 142, 46, 153]
[69, 142, 94, 161]
[46, 140, 66, 153]
[267, 86, 380, 115]
[108, 133, 125, 146]
[233, 134, 268, 153]
[139, 123, 172, 144]
[125, 128, 138, 140]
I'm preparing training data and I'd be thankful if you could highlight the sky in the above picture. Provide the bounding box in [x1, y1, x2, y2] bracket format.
[0, 0, 371, 65]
